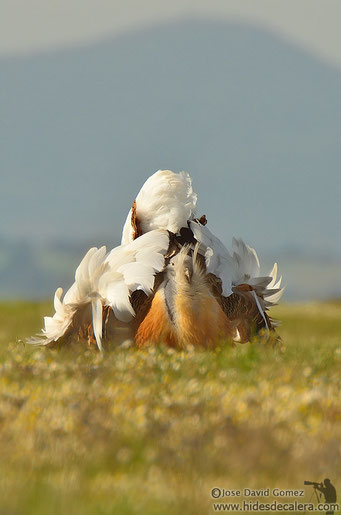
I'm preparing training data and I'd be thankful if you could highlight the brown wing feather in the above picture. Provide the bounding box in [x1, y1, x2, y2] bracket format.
[206, 274, 275, 343]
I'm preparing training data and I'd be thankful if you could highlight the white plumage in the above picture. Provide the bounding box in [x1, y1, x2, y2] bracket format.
[102, 229, 169, 319]
[190, 220, 284, 305]
[29, 230, 169, 352]
[38, 287, 76, 345]
[29, 169, 284, 352]
[121, 170, 197, 244]
[189, 220, 234, 296]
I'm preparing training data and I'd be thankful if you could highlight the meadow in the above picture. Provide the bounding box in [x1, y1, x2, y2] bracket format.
[0, 301, 340, 514]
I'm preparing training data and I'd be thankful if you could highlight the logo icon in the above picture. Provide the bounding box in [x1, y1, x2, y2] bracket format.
[304, 479, 337, 514]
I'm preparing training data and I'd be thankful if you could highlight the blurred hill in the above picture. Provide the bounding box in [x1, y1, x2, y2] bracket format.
[1, 19, 341, 299]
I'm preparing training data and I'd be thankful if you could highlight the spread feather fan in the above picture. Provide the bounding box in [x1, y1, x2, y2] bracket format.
[29, 169, 284, 352]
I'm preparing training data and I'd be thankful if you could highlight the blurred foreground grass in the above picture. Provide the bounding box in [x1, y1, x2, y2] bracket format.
[0, 301, 340, 514]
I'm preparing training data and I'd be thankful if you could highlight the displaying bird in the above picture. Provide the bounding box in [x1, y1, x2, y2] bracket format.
[28, 170, 284, 352]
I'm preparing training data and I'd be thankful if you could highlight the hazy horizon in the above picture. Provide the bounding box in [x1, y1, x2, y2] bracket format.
[1, 17, 341, 300]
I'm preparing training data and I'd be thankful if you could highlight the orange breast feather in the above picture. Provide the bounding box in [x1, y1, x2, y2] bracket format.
[135, 287, 233, 348]
[135, 290, 177, 347]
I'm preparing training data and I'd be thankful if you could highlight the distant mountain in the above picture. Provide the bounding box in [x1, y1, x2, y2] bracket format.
[1, 19, 341, 299]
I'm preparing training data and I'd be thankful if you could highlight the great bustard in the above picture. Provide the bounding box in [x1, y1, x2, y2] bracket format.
[29, 170, 284, 352]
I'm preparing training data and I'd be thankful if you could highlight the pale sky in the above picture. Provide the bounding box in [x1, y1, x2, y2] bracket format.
[1, 0, 341, 68]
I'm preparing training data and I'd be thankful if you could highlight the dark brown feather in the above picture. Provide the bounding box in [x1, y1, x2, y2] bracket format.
[205, 273, 275, 343]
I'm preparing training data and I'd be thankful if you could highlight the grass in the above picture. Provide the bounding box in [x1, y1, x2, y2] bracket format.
[0, 301, 340, 514]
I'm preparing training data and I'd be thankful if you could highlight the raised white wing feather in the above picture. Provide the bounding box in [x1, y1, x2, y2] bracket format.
[101, 229, 169, 316]
[29, 230, 169, 352]
[189, 221, 234, 296]
[189, 221, 284, 314]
